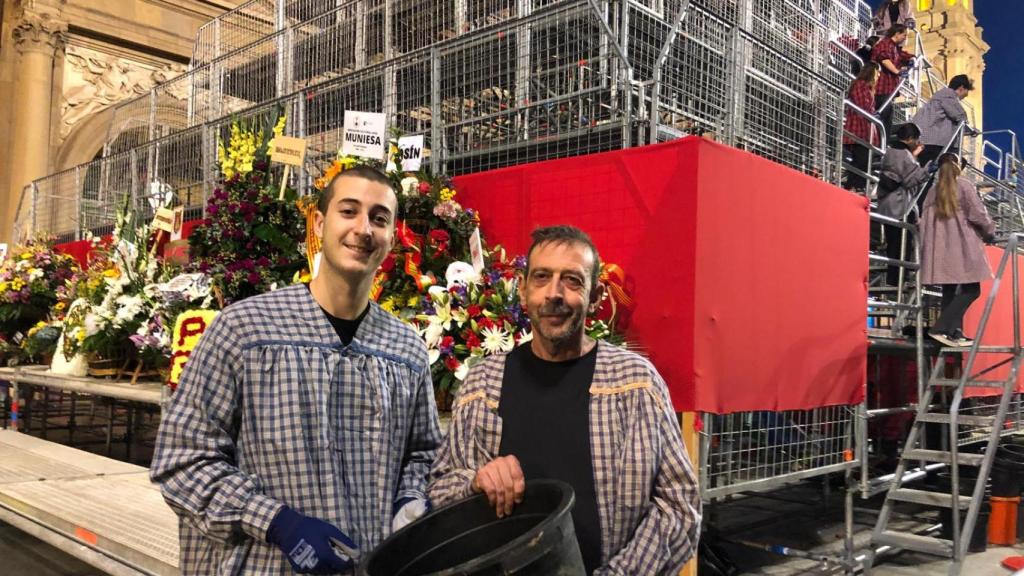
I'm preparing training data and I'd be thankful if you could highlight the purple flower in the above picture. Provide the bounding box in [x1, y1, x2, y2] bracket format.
[247, 272, 261, 284]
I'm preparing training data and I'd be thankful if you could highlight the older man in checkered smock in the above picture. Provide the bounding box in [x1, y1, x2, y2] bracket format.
[428, 225, 702, 576]
[152, 166, 442, 575]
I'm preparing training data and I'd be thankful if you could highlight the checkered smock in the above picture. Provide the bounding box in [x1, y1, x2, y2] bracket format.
[871, 38, 913, 97]
[151, 285, 441, 575]
[843, 79, 878, 146]
[427, 341, 701, 576]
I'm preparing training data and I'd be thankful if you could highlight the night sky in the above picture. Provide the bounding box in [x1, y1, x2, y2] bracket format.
[974, 2, 1024, 157]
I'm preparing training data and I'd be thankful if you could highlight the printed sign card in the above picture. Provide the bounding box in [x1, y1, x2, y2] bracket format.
[341, 111, 387, 160]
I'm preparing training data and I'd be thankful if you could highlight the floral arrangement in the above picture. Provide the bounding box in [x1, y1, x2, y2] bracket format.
[59, 199, 213, 374]
[413, 254, 530, 391]
[190, 109, 307, 305]
[61, 206, 161, 365]
[309, 149, 623, 399]
[0, 237, 78, 337]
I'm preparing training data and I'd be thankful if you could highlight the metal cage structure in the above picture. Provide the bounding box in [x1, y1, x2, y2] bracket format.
[14, 0, 1024, 526]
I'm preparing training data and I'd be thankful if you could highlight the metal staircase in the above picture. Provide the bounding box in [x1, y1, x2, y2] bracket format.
[865, 234, 1024, 576]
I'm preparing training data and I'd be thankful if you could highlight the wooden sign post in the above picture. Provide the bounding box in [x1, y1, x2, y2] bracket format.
[270, 136, 307, 200]
[151, 207, 177, 257]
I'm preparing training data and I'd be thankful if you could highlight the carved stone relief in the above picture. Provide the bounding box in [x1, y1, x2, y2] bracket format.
[60, 44, 187, 139]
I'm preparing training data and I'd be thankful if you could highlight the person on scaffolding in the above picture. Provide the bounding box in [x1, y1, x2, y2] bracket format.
[843, 62, 881, 193]
[921, 153, 997, 347]
[877, 123, 930, 289]
[427, 225, 701, 576]
[151, 166, 442, 575]
[871, 24, 915, 141]
[913, 74, 976, 167]
[872, 0, 915, 36]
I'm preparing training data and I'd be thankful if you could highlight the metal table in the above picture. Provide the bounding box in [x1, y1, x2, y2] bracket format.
[0, 366, 165, 461]
[0, 430, 178, 575]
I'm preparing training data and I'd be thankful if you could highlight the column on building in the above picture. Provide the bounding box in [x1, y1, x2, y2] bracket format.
[5, 5, 67, 241]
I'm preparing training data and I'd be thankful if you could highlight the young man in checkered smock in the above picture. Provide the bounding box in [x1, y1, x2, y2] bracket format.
[151, 166, 442, 575]
[428, 225, 702, 576]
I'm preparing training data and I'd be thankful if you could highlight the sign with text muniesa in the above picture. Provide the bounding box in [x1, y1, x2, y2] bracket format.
[270, 136, 307, 166]
[341, 111, 387, 160]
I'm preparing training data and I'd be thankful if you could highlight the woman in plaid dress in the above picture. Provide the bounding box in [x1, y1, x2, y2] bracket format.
[843, 62, 880, 193]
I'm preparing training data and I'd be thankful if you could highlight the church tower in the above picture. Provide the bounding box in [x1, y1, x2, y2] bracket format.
[914, 0, 990, 131]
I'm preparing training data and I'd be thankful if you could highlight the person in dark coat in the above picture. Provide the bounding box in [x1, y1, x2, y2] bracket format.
[844, 63, 881, 192]
[877, 123, 929, 288]
[921, 153, 997, 347]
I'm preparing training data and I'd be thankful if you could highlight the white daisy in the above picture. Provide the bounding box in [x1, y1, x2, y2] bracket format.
[481, 325, 514, 354]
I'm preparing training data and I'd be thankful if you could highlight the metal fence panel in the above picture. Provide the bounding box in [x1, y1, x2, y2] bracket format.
[700, 404, 859, 500]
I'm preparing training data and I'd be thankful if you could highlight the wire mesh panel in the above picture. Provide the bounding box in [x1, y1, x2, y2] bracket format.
[700, 405, 859, 500]
[216, 32, 288, 116]
[193, 0, 278, 66]
[956, 394, 1024, 447]
[730, 30, 844, 180]
[439, 1, 628, 174]
[138, 127, 210, 220]
[11, 185, 33, 244]
[634, 1, 732, 140]
[32, 168, 83, 243]
[302, 69, 387, 177]
[105, 96, 156, 157]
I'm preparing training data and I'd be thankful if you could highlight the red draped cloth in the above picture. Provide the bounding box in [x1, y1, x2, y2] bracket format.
[454, 138, 869, 413]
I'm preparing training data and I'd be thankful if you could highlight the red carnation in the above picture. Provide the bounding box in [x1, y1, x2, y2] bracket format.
[466, 304, 482, 318]
[444, 356, 461, 372]
[418, 181, 432, 194]
[441, 335, 454, 349]
[465, 332, 482, 350]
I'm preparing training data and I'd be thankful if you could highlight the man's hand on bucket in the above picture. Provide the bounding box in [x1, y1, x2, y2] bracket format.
[472, 455, 526, 518]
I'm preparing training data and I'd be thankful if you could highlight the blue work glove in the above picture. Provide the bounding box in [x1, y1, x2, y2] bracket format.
[927, 161, 939, 175]
[392, 496, 431, 533]
[267, 506, 359, 574]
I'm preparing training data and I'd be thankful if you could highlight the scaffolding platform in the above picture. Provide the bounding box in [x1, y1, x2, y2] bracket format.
[0, 430, 178, 575]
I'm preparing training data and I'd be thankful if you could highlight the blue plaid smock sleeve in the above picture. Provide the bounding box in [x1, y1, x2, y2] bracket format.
[150, 310, 283, 544]
[395, 363, 444, 504]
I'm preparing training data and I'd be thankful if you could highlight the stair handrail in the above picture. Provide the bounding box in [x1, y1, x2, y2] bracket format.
[946, 232, 1021, 562]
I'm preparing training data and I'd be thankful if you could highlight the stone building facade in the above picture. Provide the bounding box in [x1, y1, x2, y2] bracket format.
[0, 0, 239, 241]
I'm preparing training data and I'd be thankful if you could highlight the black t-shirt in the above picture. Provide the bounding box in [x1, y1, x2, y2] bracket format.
[498, 344, 602, 574]
[307, 285, 368, 345]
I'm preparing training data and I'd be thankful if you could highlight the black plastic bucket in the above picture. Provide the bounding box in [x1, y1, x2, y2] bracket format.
[993, 444, 1024, 498]
[358, 480, 586, 576]
[937, 469, 989, 552]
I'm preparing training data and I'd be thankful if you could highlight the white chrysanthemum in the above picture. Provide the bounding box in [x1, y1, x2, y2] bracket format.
[481, 325, 514, 354]
[113, 295, 143, 327]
